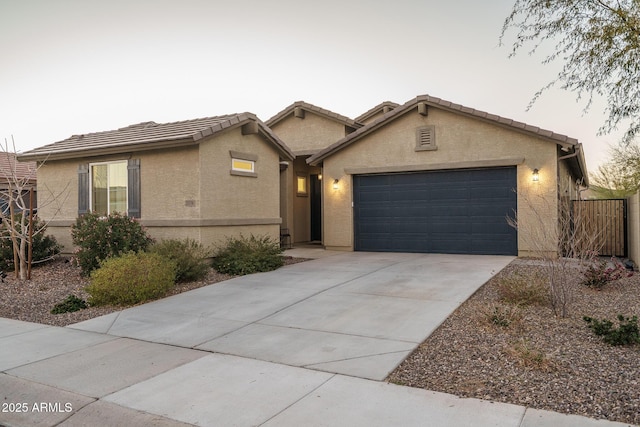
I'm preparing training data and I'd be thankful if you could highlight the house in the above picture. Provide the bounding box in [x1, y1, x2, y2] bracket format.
[266, 101, 362, 244]
[17, 113, 294, 252]
[304, 95, 587, 257]
[0, 152, 37, 215]
[18, 94, 588, 258]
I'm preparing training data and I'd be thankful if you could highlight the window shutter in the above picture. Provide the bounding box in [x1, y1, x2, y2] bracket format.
[78, 163, 89, 215]
[128, 159, 141, 218]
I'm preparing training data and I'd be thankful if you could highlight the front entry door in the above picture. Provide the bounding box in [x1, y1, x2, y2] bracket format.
[310, 174, 322, 242]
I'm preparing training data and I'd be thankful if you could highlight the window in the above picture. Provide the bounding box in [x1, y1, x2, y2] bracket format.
[90, 161, 128, 215]
[78, 159, 140, 218]
[229, 150, 258, 177]
[297, 174, 308, 196]
[232, 158, 255, 173]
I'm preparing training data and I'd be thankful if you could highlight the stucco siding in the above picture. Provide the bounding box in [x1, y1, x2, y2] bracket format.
[198, 130, 281, 221]
[142, 146, 200, 220]
[271, 113, 347, 154]
[321, 108, 560, 256]
[35, 128, 283, 254]
[36, 158, 78, 223]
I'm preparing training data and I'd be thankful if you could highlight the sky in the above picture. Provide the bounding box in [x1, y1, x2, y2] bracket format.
[0, 0, 625, 171]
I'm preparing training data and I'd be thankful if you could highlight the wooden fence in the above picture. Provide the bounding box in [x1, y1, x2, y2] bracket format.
[573, 199, 627, 257]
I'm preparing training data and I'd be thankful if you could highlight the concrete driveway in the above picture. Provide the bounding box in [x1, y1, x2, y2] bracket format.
[70, 251, 512, 381]
[4, 251, 631, 426]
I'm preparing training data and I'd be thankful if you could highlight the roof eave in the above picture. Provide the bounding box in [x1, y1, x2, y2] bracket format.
[17, 137, 199, 162]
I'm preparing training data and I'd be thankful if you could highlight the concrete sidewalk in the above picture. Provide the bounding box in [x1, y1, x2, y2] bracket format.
[0, 252, 635, 426]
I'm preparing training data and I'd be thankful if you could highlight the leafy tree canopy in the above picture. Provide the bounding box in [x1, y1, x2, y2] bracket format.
[501, 0, 640, 143]
[589, 141, 640, 197]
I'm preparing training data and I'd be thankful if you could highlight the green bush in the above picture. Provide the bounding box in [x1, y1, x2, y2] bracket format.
[51, 294, 88, 314]
[496, 270, 550, 306]
[583, 314, 640, 346]
[212, 234, 283, 275]
[86, 252, 176, 306]
[71, 212, 154, 276]
[0, 215, 61, 270]
[150, 238, 211, 282]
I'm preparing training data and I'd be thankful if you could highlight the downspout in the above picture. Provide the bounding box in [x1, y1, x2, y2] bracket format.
[558, 144, 580, 162]
[558, 144, 586, 199]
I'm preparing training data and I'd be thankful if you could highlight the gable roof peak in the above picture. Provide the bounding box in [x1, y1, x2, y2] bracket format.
[266, 100, 361, 129]
[308, 94, 582, 167]
[355, 101, 400, 123]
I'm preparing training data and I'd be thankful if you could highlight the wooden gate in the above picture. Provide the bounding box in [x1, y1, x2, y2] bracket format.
[573, 199, 627, 257]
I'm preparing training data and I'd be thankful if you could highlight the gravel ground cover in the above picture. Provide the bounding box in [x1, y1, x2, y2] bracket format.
[388, 258, 640, 426]
[0, 256, 307, 327]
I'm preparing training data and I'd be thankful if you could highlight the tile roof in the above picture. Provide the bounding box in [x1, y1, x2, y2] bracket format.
[309, 94, 581, 165]
[18, 113, 294, 161]
[0, 152, 36, 183]
[266, 101, 362, 129]
[354, 101, 400, 123]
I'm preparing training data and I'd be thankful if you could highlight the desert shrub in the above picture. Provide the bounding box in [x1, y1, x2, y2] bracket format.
[507, 338, 557, 372]
[71, 212, 154, 276]
[150, 238, 211, 282]
[212, 234, 283, 275]
[583, 315, 640, 346]
[0, 215, 61, 270]
[50, 294, 88, 314]
[496, 270, 550, 306]
[581, 258, 632, 289]
[481, 303, 522, 328]
[86, 252, 176, 306]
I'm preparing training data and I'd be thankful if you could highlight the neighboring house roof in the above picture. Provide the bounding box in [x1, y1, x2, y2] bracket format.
[266, 101, 362, 131]
[0, 152, 36, 184]
[354, 101, 400, 123]
[18, 113, 294, 161]
[307, 94, 588, 183]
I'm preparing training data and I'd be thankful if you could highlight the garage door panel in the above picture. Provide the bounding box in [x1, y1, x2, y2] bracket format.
[391, 190, 429, 201]
[353, 167, 517, 255]
[391, 220, 429, 233]
[471, 187, 514, 200]
[358, 191, 391, 203]
[430, 188, 470, 200]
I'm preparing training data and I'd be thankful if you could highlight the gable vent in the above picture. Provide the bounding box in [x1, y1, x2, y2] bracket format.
[415, 126, 437, 151]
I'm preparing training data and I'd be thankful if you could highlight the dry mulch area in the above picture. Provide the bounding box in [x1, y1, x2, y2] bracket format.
[0, 256, 308, 327]
[388, 258, 640, 426]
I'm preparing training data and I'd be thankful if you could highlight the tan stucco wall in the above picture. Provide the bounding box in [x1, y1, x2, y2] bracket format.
[142, 146, 201, 220]
[270, 112, 347, 154]
[198, 130, 281, 221]
[36, 128, 283, 254]
[320, 108, 561, 256]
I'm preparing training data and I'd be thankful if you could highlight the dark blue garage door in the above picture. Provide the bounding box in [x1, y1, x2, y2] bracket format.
[353, 167, 517, 255]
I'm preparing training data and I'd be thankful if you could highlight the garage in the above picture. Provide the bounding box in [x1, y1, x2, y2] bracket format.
[353, 167, 517, 255]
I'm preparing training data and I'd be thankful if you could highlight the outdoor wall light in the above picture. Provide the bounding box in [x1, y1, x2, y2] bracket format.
[532, 168, 540, 182]
[333, 179, 339, 190]
[318, 173, 322, 180]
